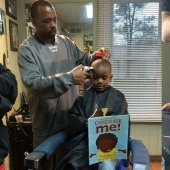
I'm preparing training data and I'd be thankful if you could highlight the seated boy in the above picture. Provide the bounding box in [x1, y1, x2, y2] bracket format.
[55, 59, 129, 170]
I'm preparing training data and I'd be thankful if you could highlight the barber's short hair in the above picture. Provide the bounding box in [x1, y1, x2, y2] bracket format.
[31, 0, 54, 19]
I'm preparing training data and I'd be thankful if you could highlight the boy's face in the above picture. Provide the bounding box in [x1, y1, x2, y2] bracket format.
[91, 66, 112, 92]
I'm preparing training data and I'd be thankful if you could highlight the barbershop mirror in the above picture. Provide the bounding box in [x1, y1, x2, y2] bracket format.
[25, 2, 93, 53]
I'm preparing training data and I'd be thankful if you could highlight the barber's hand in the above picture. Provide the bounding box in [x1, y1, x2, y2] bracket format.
[71, 65, 90, 85]
[98, 47, 111, 60]
[162, 103, 170, 111]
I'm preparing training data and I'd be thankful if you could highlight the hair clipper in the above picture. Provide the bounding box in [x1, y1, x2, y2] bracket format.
[81, 66, 93, 73]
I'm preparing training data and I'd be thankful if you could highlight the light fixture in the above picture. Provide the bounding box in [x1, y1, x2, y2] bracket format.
[86, 4, 93, 18]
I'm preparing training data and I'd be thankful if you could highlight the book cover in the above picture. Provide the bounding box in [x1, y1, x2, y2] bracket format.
[88, 110, 129, 165]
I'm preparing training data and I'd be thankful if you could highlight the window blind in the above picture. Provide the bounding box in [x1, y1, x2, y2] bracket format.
[96, 0, 162, 122]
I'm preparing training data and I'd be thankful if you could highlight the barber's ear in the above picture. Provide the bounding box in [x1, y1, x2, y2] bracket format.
[110, 75, 113, 82]
[31, 19, 36, 28]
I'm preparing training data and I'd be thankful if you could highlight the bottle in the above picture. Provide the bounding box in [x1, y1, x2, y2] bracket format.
[96, 51, 103, 57]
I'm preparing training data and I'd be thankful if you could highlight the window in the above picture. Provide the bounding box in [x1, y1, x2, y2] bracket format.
[96, 0, 162, 122]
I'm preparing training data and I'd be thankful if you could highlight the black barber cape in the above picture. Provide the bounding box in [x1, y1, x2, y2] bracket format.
[55, 86, 129, 170]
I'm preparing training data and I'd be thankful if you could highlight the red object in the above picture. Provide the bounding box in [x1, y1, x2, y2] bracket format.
[96, 51, 103, 57]
[0, 163, 5, 170]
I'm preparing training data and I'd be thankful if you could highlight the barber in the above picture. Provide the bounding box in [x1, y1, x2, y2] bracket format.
[17, 1, 110, 170]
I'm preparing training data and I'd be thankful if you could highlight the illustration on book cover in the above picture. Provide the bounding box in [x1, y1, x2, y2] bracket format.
[88, 108, 129, 165]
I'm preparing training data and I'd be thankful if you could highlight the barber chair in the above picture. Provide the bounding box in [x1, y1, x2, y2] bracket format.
[24, 130, 150, 170]
[25, 80, 150, 170]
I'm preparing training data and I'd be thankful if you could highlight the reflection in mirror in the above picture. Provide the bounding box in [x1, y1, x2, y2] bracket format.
[25, 2, 93, 53]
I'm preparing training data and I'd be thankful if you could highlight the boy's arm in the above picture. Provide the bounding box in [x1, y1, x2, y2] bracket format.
[66, 96, 87, 138]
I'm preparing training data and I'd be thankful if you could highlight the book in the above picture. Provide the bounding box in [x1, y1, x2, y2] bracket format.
[88, 109, 129, 165]
[90, 107, 108, 118]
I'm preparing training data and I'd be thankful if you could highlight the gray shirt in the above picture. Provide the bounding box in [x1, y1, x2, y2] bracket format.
[18, 35, 91, 136]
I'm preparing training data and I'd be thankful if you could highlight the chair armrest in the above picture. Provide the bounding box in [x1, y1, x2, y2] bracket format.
[130, 139, 150, 170]
[24, 131, 68, 169]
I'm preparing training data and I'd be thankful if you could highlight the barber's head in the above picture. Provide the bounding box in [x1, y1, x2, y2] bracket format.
[91, 59, 113, 92]
[31, 0, 57, 42]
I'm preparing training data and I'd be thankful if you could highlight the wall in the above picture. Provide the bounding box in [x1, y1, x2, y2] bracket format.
[131, 123, 161, 156]
[65, 23, 93, 50]
[0, 0, 162, 170]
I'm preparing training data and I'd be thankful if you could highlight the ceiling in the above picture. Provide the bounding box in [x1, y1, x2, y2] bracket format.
[52, 2, 93, 24]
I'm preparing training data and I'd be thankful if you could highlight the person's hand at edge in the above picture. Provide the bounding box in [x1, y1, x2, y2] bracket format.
[162, 102, 170, 111]
[162, 11, 170, 43]
[71, 64, 90, 85]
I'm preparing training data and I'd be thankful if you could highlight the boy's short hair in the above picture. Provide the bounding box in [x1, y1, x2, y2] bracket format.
[92, 59, 112, 72]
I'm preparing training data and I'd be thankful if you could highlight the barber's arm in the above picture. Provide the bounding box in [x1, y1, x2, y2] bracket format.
[18, 46, 90, 98]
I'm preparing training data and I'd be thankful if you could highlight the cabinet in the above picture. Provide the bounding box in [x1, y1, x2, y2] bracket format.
[8, 121, 33, 170]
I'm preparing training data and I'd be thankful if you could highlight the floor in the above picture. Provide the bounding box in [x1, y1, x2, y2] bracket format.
[150, 161, 161, 170]
[127, 161, 161, 170]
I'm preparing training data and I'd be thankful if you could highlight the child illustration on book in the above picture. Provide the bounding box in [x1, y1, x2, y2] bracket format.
[90, 133, 126, 162]
[55, 58, 130, 170]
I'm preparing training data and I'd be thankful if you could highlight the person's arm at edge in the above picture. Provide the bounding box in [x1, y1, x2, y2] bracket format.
[0, 63, 18, 104]
[162, 102, 170, 110]
[162, 11, 170, 42]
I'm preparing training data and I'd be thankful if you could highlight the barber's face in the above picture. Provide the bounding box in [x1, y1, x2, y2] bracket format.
[32, 6, 57, 41]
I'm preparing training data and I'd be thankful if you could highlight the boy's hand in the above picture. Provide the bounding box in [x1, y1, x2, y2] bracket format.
[85, 121, 88, 128]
